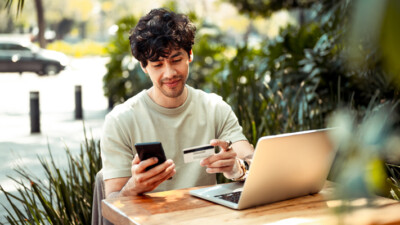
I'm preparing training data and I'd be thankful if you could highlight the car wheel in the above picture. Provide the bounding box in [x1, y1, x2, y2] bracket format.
[43, 64, 59, 75]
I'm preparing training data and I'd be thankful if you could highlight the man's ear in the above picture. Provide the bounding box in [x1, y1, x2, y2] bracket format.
[140, 62, 148, 74]
[189, 50, 193, 62]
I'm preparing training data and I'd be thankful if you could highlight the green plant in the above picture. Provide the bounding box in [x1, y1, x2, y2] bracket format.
[209, 43, 327, 184]
[386, 164, 400, 200]
[103, 15, 152, 108]
[225, 0, 316, 18]
[0, 128, 101, 224]
[188, 20, 227, 91]
[327, 99, 400, 201]
[206, 39, 329, 146]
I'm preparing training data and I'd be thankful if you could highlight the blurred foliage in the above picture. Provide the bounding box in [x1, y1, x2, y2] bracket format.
[47, 40, 107, 57]
[207, 41, 327, 145]
[4, 0, 24, 16]
[387, 164, 400, 200]
[327, 101, 400, 202]
[345, 0, 400, 102]
[0, 129, 102, 224]
[225, 0, 317, 18]
[380, 1, 400, 81]
[3, 0, 98, 39]
[329, 0, 400, 204]
[103, 15, 151, 107]
[188, 20, 228, 92]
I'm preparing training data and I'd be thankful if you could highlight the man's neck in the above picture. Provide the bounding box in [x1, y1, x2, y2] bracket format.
[147, 86, 188, 108]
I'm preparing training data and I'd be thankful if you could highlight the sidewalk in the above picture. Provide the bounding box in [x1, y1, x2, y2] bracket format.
[0, 57, 109, 223]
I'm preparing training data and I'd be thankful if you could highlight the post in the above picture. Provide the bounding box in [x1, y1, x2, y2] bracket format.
[30, 91, 40, 133]
[75, 85, 83, 119]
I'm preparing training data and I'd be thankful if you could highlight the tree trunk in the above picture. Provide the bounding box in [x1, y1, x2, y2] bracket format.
[34, 0, 46, 48]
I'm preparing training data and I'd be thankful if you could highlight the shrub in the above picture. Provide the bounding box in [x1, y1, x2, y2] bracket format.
[327, 101, 400, 201]
[0, 129, 101, 224]
[102, 16, 152, 108]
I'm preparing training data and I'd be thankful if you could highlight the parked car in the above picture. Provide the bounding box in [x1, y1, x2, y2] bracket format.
[0, 40, 69, 75]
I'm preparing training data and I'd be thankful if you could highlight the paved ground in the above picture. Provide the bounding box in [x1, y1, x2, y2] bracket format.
[0, 57, 109, 223]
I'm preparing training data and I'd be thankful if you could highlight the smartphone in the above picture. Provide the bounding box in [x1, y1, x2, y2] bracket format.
[134, 142, 167, 171]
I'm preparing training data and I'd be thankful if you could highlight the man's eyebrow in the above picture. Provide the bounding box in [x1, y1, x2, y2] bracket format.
[150, 58, 162, 62]
[169, 52, 183, 58]
[149, 51, 183, 62]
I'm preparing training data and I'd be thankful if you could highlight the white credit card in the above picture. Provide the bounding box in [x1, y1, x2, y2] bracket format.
[183, 144, 215, 163]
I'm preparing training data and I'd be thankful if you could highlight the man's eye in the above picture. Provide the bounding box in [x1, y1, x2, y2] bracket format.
[172, 58, 182, 63]
[153, 64, 162, 68]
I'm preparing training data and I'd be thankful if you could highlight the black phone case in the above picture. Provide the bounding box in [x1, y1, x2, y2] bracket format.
[134, 142, 167, 171]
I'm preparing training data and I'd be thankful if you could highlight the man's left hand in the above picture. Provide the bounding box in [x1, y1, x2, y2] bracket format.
[200, 139, 240, 179]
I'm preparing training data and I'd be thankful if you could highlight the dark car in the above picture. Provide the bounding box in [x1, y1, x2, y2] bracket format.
[0, 40, 69, 75]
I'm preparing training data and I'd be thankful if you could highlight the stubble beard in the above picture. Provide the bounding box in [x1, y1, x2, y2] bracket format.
[159, 75, 186, 98]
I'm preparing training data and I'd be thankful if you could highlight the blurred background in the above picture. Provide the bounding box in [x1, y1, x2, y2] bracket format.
[0, 0, 400, 224]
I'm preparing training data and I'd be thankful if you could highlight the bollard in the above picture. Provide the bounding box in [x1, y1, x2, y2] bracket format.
[75, 85, 83, 119]
[30, 91, 40, 133]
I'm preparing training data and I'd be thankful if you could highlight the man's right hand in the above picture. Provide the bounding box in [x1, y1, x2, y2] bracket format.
[126, 154, 176, 195]
[105, 154, 175, 198]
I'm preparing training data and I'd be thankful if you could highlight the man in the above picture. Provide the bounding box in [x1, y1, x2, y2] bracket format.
[101, 8, 254, 198]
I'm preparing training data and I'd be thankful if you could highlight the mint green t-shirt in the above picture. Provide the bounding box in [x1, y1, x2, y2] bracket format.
[101, 85, 247, 192]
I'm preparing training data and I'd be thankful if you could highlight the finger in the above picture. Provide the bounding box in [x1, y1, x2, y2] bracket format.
[206, 165, 234, 174]
[148, 159, 175, 179]
[132, 154, 140, 165]
[138, 162, 175, 187]
[152, 165, 176, 186]
[207, 157, 236, 169]
[138, 159, 174, 182]
[131, 154, 142, 175]
[200, 155, 213, 166]
[210, 139, 231, 151]
[201, 150, 236, 166]
[200, 154, 222, 166]
[136, 157, 158, 173]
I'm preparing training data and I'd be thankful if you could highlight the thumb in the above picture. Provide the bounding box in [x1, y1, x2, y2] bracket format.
[132, 154, 140, 165]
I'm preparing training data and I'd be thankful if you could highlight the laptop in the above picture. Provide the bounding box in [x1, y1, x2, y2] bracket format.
[190, 128, 337, 210]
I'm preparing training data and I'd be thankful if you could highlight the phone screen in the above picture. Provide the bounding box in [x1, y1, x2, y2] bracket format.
[134, 142, 167, 171]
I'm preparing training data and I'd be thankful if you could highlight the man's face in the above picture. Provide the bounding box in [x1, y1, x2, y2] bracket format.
[142, 48, 192, 99]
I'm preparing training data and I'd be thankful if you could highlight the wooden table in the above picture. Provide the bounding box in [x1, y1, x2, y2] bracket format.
[102, 182, 400, 225]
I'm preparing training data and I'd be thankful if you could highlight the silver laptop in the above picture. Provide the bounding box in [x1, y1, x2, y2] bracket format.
[190, 128, 337, 210]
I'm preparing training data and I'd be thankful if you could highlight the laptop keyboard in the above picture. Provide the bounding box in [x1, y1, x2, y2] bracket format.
[214, 191, 242, 203]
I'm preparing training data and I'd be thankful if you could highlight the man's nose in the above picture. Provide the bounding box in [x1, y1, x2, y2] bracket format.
[164, 63, 177, 78]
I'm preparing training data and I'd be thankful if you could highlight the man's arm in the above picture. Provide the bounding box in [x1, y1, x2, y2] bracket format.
[104, 154, 176, 198]
[105, 177, 131, 198]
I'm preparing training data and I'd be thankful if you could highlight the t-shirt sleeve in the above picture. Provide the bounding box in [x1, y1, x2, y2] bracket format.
[216, 101, 247, 143]
[100, 113, 134, 180]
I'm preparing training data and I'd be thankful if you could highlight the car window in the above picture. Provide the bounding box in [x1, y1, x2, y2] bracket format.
[8, 44, 30, 51]
[0, 43, 8, 50]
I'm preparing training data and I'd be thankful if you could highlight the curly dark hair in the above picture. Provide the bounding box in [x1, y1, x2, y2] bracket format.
[129, 8, 196, 67]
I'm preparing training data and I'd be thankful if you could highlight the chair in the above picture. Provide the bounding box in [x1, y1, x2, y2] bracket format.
[91, 169, 113, 225]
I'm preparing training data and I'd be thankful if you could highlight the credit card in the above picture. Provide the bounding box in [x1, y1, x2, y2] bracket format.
[183, 144, 215, 163]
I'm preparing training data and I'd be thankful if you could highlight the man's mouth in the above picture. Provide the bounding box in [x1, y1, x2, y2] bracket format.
[163, 79, 181, 88]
